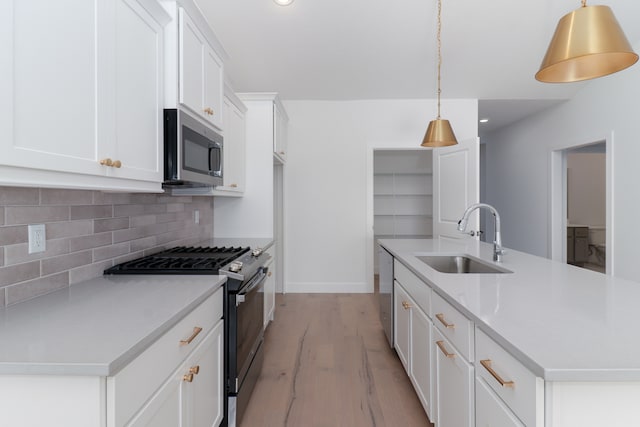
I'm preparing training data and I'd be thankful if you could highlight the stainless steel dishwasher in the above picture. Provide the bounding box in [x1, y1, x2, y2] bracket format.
[378, 246, 394, 347]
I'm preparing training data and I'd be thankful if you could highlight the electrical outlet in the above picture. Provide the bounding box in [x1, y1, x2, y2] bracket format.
[28, 224, 46, 254]
[194, 209, 200, 224]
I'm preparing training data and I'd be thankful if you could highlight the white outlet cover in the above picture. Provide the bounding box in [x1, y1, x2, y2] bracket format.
[28, 224, 46, 254]
[194, 209, 200, 224]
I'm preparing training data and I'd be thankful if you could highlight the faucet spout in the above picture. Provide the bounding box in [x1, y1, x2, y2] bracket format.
[457, 203, 504, 262]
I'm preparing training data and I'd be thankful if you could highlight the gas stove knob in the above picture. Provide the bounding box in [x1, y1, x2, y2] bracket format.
[229, 261, 243, 272]
[251, 248, 263, 257]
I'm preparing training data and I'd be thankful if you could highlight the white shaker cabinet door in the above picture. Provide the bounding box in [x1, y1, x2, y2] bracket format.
[179, 9, 205, 118]
[0, 0, 106, 176]
[394, 282, 411, 371]
[204, 48, 224, 130]
[476, 377, 525, 427]
[433, 328, 474, 427]
[111, 0, 164, 183]
[410, 305, 433, 420]
[127, 373, 181, 427]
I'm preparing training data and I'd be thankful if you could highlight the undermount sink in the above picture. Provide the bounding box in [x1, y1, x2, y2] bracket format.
[417, 255, 512, 274]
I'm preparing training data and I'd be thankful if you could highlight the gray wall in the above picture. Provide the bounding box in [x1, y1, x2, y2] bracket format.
[0, 187, 213, 306]
[483, 52, 640, 281]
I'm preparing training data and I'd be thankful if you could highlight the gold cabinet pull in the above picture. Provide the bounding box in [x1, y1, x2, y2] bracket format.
[480, 359, 514, 388]
[189, 365, 200, 375]
[436, 313, 455, 329]
[279, 151, 285, 155]
[179, 326, 203, 346]
[402, 301, 412, 310]
[230, 183, 238, 188]
[183, 373, 194, 383]
[112, 160, 122, 168]
[268, 271, 272, 277]
[100, 158, 113, 166]
[436, 340, 456, 358]
[203, 107, 214, 115]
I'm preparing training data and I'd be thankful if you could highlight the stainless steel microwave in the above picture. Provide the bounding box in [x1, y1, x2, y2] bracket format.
[163, 109, 223, 187]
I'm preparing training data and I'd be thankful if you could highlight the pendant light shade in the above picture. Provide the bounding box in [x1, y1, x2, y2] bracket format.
[422, 119, 457, 147]
[536, 3, 638, 83]
[422, 0, 458, 147]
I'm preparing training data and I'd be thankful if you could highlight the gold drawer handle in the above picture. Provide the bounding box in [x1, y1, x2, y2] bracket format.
[230, 183, 238, 188]
[268, 271, 273, 277]
[279, 151, 285, 155]
[436, 313, 455, 329]
[189, 365, 200, 375]
[179, 326, 203, 346]
[402, 301, 412, 310]
[480, 359, 514, 388]
[99, 158, 122, 168]
[183, 373, 194, 383]
[204, 107, 214, 115]
[436, 340, 456, 358]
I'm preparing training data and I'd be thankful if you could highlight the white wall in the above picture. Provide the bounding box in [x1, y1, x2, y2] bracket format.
[567, 152, 606, 227]
[484, 64, 640, 281]
[283, 99, 477, 293]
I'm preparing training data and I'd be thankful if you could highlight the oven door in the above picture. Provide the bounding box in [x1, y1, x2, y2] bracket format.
[234, 267, 266, 392]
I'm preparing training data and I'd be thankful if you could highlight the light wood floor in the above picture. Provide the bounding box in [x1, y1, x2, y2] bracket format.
[240, 292, 434, 427]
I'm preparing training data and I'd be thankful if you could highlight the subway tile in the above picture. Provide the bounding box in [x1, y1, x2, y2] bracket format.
[40, 189, 93, 206]
[94, 217, 129, 233]
[113, 227, 147, 244]
[130, 236, 157, 252]
[0, 288, 5, 307]
[111, 250, 145, 265]
[114, 204, 145, 217]
[0, 207, 4, 226]
[0, 261, 40, 286]
[142, 204, 167, 214]
[42, 250, 92, 276]
[4, 239, 69, 266]
[0, 247, 4, 267]
[93, 242, 130, 262]
[129, 194, 158, 204]
[0, 187, 40, 205]
[0, 225, 28, 245]
[47, 220, 93, 239]
[69, 260, 113, 284]
[129, 214, 156, 228]
[70, 205, 113, 220]
[157, 195, 192, 204]
[156, 230, 185, 245]
[156, 212, 178, 224]
[93, 192, 131, 205]
[5, 272, 69, 306]
[69, 232, 112, 252]
[166, 203, 184, 213]
[5, 206, 69, 225]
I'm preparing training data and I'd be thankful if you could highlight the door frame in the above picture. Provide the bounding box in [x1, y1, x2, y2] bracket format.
[549, 133, 614, 274]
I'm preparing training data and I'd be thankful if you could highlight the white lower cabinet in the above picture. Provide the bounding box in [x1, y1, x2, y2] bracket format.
[394, 280, 433, 419]
[476, 377, 524, 427]
[433, 327, 474, 427]
[263, 246, 276, 329]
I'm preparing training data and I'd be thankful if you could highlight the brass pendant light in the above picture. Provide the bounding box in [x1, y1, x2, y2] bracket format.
[536, 1, 638, 83]
[422, 0, 458, 147]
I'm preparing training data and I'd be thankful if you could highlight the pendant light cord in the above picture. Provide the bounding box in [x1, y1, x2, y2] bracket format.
[436, 0, 442, 119]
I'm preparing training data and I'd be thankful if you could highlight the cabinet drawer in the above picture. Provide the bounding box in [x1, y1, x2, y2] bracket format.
[394, 260, 431, 317]
[475, 328, 543, 427]
[108, 287, 223, 426]
[432, 291, 473, 361]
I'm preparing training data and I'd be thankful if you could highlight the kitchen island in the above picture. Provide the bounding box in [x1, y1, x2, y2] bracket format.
[380, 238, 640, 427]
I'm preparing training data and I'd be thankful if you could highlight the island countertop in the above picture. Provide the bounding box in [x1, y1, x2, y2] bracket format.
[0, 275, 225, 376]
[379, 238, 640, 382]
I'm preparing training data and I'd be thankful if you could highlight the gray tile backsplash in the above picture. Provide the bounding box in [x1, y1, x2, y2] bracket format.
[0, 187, 214, 306]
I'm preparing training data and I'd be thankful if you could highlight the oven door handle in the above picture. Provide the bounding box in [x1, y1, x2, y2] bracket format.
[236, 268, 267, 306]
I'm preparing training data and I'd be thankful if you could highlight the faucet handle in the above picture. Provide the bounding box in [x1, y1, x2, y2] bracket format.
[467, 230, 483, 237]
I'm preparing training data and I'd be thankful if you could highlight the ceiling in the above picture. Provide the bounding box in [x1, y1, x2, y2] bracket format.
[195, 0, 640, 133]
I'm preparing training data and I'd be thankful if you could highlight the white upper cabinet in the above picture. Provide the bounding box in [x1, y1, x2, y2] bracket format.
[0, 0, 168, 192]
[273, 100, 288, 163]
[176, 7, 224, 130]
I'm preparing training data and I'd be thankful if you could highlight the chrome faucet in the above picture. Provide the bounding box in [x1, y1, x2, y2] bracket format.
[457, 203, 504, 262]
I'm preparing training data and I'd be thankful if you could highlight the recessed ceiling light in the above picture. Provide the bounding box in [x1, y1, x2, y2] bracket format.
[479, 118, 489, 123]
[273, 0, 294, 5]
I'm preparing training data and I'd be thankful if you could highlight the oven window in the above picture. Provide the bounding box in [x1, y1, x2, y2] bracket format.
[182, 126, 213, 174]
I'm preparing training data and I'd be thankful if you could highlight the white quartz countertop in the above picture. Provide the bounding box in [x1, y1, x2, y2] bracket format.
[0, 275, 225, 376]
[379, 238, 640, 382]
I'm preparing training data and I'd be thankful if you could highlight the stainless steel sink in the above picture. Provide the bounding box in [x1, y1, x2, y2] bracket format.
[417, 255, 512, 274]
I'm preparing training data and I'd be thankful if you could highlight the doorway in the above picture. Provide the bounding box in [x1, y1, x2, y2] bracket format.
[550, 139, 612, 275]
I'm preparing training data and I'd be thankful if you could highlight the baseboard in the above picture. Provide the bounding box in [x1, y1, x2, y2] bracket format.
[284, 282, 372, 293]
